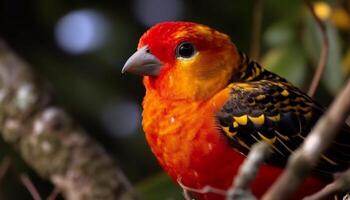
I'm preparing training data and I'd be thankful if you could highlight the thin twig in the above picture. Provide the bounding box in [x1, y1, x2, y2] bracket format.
[250, 0, 264, 61]
[306, 1, 329, 97]
[262, 78, 350, 200]
[178, 179, 227, 196]
[20, 174, 43, 200]
[302, 168, 350, 200]
[183, 188, 193, 200]
[47, 187, 60, 200]
[226, 142, 271, 200]
[231, 142, 271, 190]
[0, 156, 11, 182]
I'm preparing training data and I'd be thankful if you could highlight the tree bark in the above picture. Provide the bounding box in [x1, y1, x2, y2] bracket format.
[0, 39, 138, 200]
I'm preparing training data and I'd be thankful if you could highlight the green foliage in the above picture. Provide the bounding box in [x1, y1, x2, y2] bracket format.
[136, 173, 182, 200]
[262, 45, 307, 87]
[264, 22, 295, 47]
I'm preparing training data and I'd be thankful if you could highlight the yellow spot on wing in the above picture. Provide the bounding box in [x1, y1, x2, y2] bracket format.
[233, 121, 239, 128]
[258, 132, 276, 144]
[251, 134, 285, 156]
[304, 111, 312, 119]
[222, 127, 236, 138]
[233, 115, 248, 125]
[281, 90, 289, 96]
[222, 126, 230, 134]
[275, 82, 284, 87]
[256, 94, 266, 100]
[268, 114, 280, 122]
[248, 114, 265, 125]
[239, 72, 246, 79]
[255, 66, 261, 76]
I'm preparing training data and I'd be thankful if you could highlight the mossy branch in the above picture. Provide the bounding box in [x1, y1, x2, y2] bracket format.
[0, 39, 138, 200]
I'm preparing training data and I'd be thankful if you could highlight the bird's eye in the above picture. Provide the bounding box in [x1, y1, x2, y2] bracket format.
[176, 42, 196, 59]
[146, 48, 152, 54]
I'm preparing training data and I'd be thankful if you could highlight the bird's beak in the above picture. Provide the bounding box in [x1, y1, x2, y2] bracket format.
[122, 46, 162, 76]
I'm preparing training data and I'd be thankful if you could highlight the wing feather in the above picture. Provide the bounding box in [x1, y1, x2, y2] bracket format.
[216, 79, 350, 179]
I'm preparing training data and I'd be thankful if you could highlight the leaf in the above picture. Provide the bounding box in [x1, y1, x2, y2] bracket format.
[136, 173, 183, 200]
[261, 45, 307, 87]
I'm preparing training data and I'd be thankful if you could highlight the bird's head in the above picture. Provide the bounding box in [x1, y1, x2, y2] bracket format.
[122, 21, 240, 100]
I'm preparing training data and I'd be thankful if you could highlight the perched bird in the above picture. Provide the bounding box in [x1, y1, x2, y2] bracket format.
[122, 21, 350, 200]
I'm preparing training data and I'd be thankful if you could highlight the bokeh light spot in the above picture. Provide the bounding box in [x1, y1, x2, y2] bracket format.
[314, 2, 331, 20]
[55, 9, 110, 54]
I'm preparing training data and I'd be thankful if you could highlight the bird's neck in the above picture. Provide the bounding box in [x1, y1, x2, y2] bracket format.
[231, 51, 288, 84]
[231, 51, 265, 82]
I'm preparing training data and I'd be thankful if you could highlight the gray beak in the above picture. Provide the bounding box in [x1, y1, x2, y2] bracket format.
[122, 46, 162, 76]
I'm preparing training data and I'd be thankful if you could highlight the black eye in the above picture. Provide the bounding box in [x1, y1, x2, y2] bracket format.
[176, 42, 196, 58]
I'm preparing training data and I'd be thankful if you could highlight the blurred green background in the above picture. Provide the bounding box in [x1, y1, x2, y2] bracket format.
[0, 0, 349, 199]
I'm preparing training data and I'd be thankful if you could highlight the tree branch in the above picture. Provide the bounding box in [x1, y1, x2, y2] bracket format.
[0, 39, 138, 200]
[0, 156, 11, 182]
[262, 78, 350, 200]
[20, 174, 43, 200]
[231, 142, 271, 191]
[303, 168, 350, 200]
[227, 142, 271, 200]
[306, 1, 329, 97]
[177, 179, 227, 197]
[250, 0, 264, 61]
[47, 187, 61, 200]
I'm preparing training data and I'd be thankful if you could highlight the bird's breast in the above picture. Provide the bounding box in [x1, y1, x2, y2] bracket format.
[141, 89, 244, 189]
[142, 91, 208, 169]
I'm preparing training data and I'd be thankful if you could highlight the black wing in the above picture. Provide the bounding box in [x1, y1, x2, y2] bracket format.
[216, 79, 350, 179]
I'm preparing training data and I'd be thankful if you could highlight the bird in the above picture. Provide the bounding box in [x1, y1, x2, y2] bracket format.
[122, 21, 350, 200]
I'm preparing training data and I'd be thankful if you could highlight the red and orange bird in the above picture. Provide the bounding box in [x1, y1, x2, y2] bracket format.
[122, 21, 350, 200]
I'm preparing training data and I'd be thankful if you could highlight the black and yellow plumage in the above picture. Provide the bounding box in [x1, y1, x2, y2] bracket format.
[217, 52, 350, 179]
